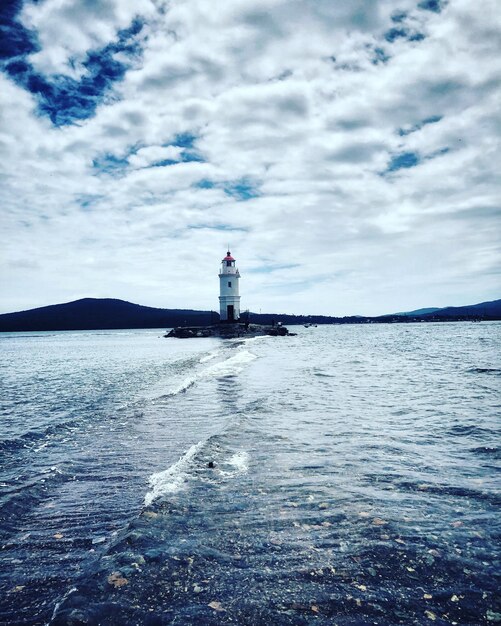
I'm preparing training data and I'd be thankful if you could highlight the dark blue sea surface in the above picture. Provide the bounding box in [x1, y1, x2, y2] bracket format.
[0, 324, 499, 625]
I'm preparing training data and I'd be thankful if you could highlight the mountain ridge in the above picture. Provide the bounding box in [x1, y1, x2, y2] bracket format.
[0, 298, 216, 332]
[394, 307, 442, 316]
[0, 297, 500, 332]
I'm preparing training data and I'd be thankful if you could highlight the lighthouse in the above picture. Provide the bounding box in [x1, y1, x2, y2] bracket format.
[219, 250, 241, 322]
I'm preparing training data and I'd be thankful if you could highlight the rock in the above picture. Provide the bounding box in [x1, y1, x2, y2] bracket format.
[66, 609, 90, 625]
[144, 548, 165, 562]
[166, 323, 292, 339]
[487, 610, 501, 622]
[107, 572, 128, 588]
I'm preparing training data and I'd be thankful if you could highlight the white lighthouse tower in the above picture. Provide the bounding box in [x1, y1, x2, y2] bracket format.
[219, 250, 241, 322]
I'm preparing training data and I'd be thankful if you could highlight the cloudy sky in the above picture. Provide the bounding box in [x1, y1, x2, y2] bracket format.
[1, 0, 500, 316]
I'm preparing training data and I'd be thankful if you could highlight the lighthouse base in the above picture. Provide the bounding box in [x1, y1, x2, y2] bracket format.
[165, 323, 293, 339]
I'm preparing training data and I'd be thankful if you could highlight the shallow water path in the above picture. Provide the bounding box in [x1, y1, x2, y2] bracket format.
[1, 324, 500, 625]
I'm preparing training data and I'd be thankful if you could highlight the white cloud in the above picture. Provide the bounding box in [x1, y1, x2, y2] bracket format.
[1, 0, 500, 316]
[128, 145, 184, 168]
[20, 0, 156, 76]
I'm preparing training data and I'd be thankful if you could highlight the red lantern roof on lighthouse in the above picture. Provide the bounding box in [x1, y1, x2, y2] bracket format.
[223, 251, 235, 261]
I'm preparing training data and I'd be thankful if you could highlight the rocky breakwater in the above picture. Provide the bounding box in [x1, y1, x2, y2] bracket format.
[165, 323, 294, 339]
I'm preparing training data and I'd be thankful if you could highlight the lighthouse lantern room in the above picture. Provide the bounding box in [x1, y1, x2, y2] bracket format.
[219, 250, 241, 322]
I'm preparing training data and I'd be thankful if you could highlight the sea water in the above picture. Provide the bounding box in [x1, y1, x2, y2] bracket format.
[0, 324, 499, 625]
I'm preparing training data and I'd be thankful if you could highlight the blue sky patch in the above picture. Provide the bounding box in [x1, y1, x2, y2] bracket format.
[385, 27, 409, 43]
[195, 179, 215, 189]
[418, 0, 445, 13]
[76, 194, 103, 211]
[385, 27, 425, 44]
[124, 138, 205, 169]
[0, 0, 38, 60]
[173, 133, 197, 149]
[193, 177, 260, 200]
[187, 223, 249, 233]
[386, 152, 420, 172]
[223, 179, 260, 201]
[422, 115, 443, 125]
[2, 11, 144, 126]
[148, 159, 178, 168]
[0, 0, 40, 61]
[427, 147, 450, 159]
[391, 11, 407, 23]
[92, 153, 129, 175]
[143, 152, 203, 168]
[179, 149, 204, 163]
[398, 115, 443, 136]
[384, 146, 449, 174]
[372, 47, 390, 65]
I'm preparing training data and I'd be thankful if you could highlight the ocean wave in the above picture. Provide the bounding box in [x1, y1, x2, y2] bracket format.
[160, 349, 257, 398]
[144, 436, 252, 506]
[161, 375, 198, 397]
[447, 424, 494, 438]
[220, 450, 249, 476]
[394, 479, 500, 506]
[467, 367, 501, 375]
[230, 335, 269, 344]
[0, 466, 68, 524]
[204, 349, 257, 378]
[0, 333, 58, 339]
[313, 370, 336, 378]
[199, 350, 221, 363]
[469, 445, 500, 457]
[0, 418, 79, 453]
[144, 441, 205, 506]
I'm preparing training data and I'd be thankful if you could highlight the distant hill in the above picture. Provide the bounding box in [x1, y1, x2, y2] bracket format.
[0, 298, 216, 332]
[0, 297, 499, 332]
[381, 299, 501, 321]
[420, 299, 501, 319]
[394, 307, 442, 316]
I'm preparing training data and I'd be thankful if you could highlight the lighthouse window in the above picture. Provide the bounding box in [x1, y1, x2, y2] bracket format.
[228, 281, 232, 287]
[226, 260, 232, 267]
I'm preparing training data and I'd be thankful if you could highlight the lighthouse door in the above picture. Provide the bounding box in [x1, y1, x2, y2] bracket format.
[227, 305, 235, 321]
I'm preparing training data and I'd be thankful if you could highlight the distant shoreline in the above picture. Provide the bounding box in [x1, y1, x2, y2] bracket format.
[0, 318, 499, 334]
[0, 297, 499, 332]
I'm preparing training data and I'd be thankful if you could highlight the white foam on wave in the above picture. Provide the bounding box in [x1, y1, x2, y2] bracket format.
[203, 350, 257, 378]
[239, 335, 269, 344]
[227, 450, 249, 473]
[163, 375, 198, 397]
[144, 441, 204, 506]
[199, 350, 221, 363]
[33, 441, 50, 452]
[161, 349, 257, 398]
[219, 450, 250, 477]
